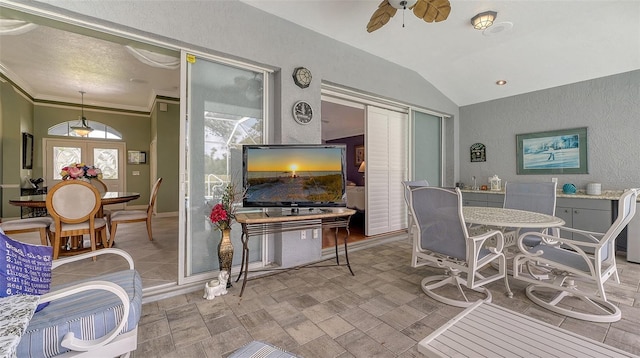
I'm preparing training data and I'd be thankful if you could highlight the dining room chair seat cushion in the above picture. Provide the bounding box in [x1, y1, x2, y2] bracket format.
[110, 210, 148, 221]
[0, 217, 54, 231]
[50, 217, 107, 232]
[17, 268, 142, 357]
[0, 233, 53, 312]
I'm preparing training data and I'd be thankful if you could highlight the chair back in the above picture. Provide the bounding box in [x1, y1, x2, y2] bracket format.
[503, 182, 557, 215]
[90, 178, 108, 196]
[409, 186, 467, 260]
[402, 180, 429, 207]
[46, 180, 101, 224]
[600, 188, 638, 260]
[147, 178, 163, 215]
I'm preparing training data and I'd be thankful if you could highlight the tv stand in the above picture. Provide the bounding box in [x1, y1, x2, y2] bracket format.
[235, 207, 356, 297]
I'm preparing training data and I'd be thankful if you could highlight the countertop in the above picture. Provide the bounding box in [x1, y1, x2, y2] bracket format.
[460, 188, 626, 201]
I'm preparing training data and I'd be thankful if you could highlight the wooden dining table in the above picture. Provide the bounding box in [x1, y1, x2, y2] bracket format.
[9, 191, 140, 217]
[9, 192, 140, 255]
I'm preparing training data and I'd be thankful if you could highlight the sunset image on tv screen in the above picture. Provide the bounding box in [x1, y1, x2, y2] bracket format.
[245, 147, 345, 204]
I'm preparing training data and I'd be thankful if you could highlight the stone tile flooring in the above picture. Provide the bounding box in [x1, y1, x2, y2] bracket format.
[133, 239, 640, 357]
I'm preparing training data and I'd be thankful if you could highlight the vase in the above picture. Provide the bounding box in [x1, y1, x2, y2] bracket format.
[217, 228, 234, 288]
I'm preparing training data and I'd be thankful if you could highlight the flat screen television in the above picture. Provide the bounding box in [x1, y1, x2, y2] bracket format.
[242, 144, 347, 208]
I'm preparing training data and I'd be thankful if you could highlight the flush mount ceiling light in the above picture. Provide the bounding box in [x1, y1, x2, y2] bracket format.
[496, 80, 507, 85]
[70, 91, 94, 137]
[471, 11, 497, 30]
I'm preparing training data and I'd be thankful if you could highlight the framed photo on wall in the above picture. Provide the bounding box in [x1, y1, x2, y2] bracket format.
[22, 132, 33, 169]
[516, 127, 588, 175]
[128, 150, 147, 164]
[354, 145, 365, 167]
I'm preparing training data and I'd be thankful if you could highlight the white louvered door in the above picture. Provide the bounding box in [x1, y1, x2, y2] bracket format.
[365, 106, 408, 236]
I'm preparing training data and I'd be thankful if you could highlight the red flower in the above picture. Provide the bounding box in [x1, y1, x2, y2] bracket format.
[209, 203, 229, 229]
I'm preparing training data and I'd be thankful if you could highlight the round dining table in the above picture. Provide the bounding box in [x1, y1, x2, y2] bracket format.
[10, 192, 140, 217]
[462, 206, 565, 230]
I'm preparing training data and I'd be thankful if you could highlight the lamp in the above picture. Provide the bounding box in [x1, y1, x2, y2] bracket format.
[471, 11, 497, 30]
[70, 91, 93, 137]
[358, 161, 366, 173]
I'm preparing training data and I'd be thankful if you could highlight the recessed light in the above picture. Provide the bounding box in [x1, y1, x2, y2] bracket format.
[496, 80, 507, 86]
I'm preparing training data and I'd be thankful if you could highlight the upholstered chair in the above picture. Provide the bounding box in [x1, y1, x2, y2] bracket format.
[108, 177, 162, 246]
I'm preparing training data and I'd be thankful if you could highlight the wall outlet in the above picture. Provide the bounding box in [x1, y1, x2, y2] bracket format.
[133, 171, 140, 176]
[300, 230, 306, 240]
[313, 229, 320, 239]
[551, 177, 558, 183]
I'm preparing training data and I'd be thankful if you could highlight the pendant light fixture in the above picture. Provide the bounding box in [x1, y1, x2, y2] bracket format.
[70, 91, 93, 137]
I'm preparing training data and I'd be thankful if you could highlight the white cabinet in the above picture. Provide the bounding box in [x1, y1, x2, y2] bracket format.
[462, 192, 504, 208]
[555, 197, 612, 241]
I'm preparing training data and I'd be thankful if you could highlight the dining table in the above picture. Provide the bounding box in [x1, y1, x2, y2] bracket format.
[462, 206, 565, 235]
[9, 191, 140, 217]
[9, 191, 140, 255]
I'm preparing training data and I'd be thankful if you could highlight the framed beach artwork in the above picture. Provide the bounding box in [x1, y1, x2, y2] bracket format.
[516, 127, 588, 175]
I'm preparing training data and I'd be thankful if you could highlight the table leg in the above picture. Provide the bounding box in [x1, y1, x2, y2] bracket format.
[238, 226, 250, 297]
[342, 226, 354, 276]
[334, 227, 340, 266]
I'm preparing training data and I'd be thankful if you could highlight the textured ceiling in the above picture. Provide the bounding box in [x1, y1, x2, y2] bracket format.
[241, 0, 640, 106]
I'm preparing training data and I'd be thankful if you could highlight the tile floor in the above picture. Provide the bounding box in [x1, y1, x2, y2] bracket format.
[8, 217, 640, 357]
[133, 238, 640, 358]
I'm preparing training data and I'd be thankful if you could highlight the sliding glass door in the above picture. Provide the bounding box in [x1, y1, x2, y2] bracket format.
[179, 52, 267, 283]
[411, 110, 443, 186]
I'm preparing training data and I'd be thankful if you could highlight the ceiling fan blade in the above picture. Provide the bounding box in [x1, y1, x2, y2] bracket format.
[366, 0, 398, 33]
[412, 0, 451, 23]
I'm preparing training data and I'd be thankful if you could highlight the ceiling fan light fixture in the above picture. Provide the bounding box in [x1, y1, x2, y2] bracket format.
[389, 0, 418, 10]
[70, 91, 94, 137]
[471, 11, 497, 30]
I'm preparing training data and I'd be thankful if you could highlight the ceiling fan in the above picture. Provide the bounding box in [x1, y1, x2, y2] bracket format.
[367, 0, 451, 33]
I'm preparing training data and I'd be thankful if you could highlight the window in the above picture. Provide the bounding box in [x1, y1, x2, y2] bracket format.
[48, 121, 122, 139]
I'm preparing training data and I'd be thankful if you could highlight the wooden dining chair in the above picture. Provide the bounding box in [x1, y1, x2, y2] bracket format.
[89, 177, 112, 221]
[46, 180, 108, 260]
[0, 217, 54, 246]
[108, 177, 162, 246]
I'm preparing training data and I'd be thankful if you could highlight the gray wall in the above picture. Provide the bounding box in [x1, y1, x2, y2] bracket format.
[460, 70, 640, 191]
[27, 0, 460, 184]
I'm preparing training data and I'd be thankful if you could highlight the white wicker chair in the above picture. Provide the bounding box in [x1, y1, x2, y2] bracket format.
[513, 188, 639, 322]
[409, 186, 512, 307]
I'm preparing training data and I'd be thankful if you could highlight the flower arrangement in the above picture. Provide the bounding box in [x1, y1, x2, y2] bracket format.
[209, 183, 240, 231]
[60, 163, 102, 180]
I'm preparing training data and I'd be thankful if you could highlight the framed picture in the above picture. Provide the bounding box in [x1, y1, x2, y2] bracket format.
[22, 132, 33, 169]
[354, 145, 365, 167]
[128, 150, 147, 164]
[516, 127, 588, 175]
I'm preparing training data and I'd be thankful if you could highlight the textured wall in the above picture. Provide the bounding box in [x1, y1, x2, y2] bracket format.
[460, 70, 640, 191]
[26, 0, 459, 181]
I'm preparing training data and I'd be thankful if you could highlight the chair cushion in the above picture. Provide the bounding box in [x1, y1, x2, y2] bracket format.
[0, 217, 53, 231]
[0, 233, 53, 312]
[229, 341, 299, 358]
[17, 269, 142, 358]
[50, 217, 107, 232]
[111, 210, 147, 221]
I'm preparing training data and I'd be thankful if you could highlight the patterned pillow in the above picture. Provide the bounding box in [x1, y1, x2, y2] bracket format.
[0, 232, 53, 311]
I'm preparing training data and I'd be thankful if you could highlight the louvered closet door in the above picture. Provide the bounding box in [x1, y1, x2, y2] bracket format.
[365, 106, 408, 236]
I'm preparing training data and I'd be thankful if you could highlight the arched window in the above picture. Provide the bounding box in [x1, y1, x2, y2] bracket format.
[48, 121, 122, 139]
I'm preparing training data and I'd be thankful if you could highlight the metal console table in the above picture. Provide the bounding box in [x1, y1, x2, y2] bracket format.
[235, 208, 356, 297]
